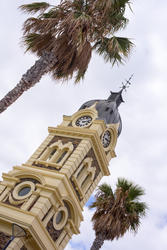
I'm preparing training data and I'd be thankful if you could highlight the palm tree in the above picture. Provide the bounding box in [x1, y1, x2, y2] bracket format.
[90, 178, 147, 250]
[0, 0, 133, 114]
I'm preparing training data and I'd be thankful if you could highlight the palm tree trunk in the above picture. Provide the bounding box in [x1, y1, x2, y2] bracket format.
[90, 234, 105, 250]
[0, 51, 57, 114]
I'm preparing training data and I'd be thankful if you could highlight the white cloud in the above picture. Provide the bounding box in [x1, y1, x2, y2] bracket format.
[65, 207, 95, 250]
[1, 1, 167, 250]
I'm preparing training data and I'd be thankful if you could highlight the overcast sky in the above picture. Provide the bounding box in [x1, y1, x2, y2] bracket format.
[0, 1, 167, 250]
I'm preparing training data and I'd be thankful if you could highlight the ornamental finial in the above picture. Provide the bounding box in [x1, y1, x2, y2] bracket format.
[120, 74, 134, 92]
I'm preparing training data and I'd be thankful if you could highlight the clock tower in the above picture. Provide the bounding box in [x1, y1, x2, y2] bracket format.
[0, 90, 123, 249]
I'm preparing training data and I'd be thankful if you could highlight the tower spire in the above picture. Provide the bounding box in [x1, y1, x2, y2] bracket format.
[120, 74, 133, 92]
[107, 74, 133, 108]
[79, 76, 133, 136]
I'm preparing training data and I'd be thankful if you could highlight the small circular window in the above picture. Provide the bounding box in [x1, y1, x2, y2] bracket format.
[13, 181, 35, 200]
[56, 211, 63, 224]
[18, 187, 31, 196]
[53, 207, 68, 230]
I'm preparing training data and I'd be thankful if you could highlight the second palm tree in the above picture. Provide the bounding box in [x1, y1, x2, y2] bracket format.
[90, 178, 147, 250]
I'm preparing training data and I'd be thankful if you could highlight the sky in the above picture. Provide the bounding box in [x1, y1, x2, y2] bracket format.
[0, 0, 167, 249]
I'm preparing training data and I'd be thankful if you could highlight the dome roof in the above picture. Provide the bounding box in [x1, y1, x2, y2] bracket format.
[79, 90, 123, 136]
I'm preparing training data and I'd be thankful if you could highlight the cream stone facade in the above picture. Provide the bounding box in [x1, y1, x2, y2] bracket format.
[0, 105, 118, 249]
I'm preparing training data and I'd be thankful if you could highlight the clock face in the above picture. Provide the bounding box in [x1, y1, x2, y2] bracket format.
[75, 116, 92, 127]
[102, 130, 111, 148]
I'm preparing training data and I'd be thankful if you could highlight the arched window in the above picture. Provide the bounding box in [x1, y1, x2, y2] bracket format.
[36, 140, 74, 169]
[56, 150, 68, 164]
[46, 148, 57, 161]
[72, 157, 95, 199]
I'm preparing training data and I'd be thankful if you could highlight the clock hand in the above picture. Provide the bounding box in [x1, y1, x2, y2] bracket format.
[104, 137, 110, 142]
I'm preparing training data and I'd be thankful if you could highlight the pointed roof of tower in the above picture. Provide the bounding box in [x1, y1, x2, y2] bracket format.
[107, 89, 124, 107]
[79, 90, 123, 136]
[79, 75, 133, 136]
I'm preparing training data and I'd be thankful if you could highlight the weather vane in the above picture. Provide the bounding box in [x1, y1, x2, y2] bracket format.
[120, 74, 134, 92]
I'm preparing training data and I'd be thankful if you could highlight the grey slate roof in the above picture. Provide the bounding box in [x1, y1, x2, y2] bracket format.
[79, 90, 123, 136]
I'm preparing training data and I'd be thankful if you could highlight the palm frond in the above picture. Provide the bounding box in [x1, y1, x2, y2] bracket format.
[23, 33, 41, 51]
[23, 17, 58, 35]
[23, 33, 53, 55]
[98, 183, 114, 197]
[89, 199, 104, 209]
[127, 185, 145, 201]
[19, 2, 50, 14]
[117, 178, 133, 191]
[89, 183, 114, 209]
[74, 41, 92, 83]
[40, 9, 59, 19]
[94, 36, 133, 65]
[75, 69, 86, 83]
[108, 12, 129, 32]
[114, 0, 131, 8]
[133, 202, 148, 215]
[129, 217, 140, 232]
